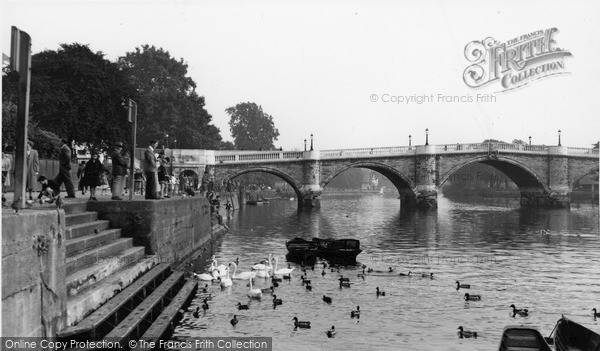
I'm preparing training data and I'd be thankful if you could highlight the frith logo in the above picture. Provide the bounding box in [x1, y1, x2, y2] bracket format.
[463, 28, 572, 91]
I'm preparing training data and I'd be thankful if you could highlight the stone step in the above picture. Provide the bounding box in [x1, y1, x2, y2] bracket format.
[62, 201, 88, 215]
[132, 280, 198, 348]
[65, 211, 98, 227]
[65, 220, 110, 240]
[62, 257, 162, 328]
[103, 271, 187, 343]
[66, 229, 122, 257]
[66, 244, 143, 287]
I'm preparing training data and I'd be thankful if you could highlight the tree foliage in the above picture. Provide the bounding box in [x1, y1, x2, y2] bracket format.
[118, 45, 222, 149]
[226, 102, 279, 150]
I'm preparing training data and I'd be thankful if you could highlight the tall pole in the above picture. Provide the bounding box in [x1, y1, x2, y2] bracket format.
[10, 27, 32, 209]
[128, 99, 137, 201]
[529, 136, 531, 146]
[304, 139, 307, 152]
[425, 128, 429, 146]
[310, 134, 314, 151]
[409, 135, 412, 147]
[558, 129, 561, 146]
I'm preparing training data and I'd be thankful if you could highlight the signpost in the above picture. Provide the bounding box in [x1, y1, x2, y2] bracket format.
[128, 99, 137, 200]
[10, 26, 32, 209]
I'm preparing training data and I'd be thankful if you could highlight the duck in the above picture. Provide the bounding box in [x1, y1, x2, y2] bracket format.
[230, 262, 257, 280]
[261, 286, 275, 294]
[464, 293, 481, 301]
[271, 276, 283, 283]
[457, 326, 478, 338]
[399, 271, 412, 277]
[305, 283, 312, 291]
[540, 229, 549, 235]
[201, 284, 208, 293]
[237, 302, 249, 310]
[456, 281, 471, 289]
[326, 325, 336, 338]
[204, 293, 213, 301]
[338, 275, 350, 282]
[230, 315, 238, 326]
[202, 298, 209, 311]
[193, 306, 201, 318]
[273, 257, 295, 276]
[301, 275, 311, 285]
[321, 270, 326, 277]
[510, 304, 529, 317]
[271, 280, 280, 288]
[422, 272, 434, 278]
[283, 274, 291, 280]
[247, 278, 262, 299]
[593, 308, 600, 318]
[292, 317, 311, 329]
[272, 295, 283, 305]
[323, 295, 332, 303]
[322, 262, 328, 269]
[376, 287, 386, 296]
[339, 280, 351, 287]
[219, 267, 233, 288]
[350, 306, 360, 318]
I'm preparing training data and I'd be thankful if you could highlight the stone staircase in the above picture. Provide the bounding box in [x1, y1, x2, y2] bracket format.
[57, 202, 197, 346]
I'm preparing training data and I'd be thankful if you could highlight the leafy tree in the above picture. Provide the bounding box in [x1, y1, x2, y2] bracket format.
[118, 45, 222, 149]
[482, 139, 506, 143]
[226, 102, 279, 150]
[220, 141, 235, 150]
[512, 139, 526, 145]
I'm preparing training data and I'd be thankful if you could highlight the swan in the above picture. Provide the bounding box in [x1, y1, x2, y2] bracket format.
[230, 315, 238, 326]
[230, 262, 257, 280]
[247, 278, 262, 299]
[326, 325, 336, 338]
[457, 326, 477, 338]
[251, 254, 273, 271]
[351, 306, 360, 318]
[210, 256, 228, 277]
[273, 257, 295, 276]
[464, 293, 481, 301]
[193, 270, 219, 281]
[292, 317, 311, 329]
[220, 267, 232, 288]
[256, 263, 270, 278]
[456, 281, 471, 289]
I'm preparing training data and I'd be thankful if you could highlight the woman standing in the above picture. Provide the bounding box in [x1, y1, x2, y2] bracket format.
[81, 152, 104, 201]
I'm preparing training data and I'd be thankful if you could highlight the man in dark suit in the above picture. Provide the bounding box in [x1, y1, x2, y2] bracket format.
[111, 141, 128, 200]
[26, 141, 39, 200]
[144, 139, 160, 199]
[54, 138, 76, 198]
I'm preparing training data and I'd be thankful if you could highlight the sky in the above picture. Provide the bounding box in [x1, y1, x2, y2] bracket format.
[2, 0, 599, 150]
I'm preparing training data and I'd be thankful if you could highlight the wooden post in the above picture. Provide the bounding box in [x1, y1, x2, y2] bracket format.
[10, 26, 32, 209]
[128, 99, 137, 200]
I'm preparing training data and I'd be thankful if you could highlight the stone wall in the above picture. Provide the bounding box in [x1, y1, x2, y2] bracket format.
[87, 197, 212, 264]
[2, 209, 67, 337]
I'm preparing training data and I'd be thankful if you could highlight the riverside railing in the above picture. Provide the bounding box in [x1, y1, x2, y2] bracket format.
[211, 144, 598, 164]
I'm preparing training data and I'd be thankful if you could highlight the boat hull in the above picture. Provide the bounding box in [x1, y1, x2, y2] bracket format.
[553, 316, 600, 351]
[498, 326, 552, 351]
[286, 238, 362, 262]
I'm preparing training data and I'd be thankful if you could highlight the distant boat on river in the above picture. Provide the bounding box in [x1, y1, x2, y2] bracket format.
[286, 237, 362, 262]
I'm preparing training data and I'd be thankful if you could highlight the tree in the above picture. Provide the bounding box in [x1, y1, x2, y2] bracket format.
[118, 45, 222, 149]
[226, 102, 279, 150]
[220, 141, 235, 150]
[512, 139, 526, 145]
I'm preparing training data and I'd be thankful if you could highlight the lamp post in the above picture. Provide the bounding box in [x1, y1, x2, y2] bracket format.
[165, 133, 169, 149]
[310, 133, 314, 151]
[528, 136, 531, 146]
[174, 139, 177, 149]
[425, 128, 429, 146]
[558, 130, 561, 146]
[304, 139, 307, 151]
[409, 134, 412, 147]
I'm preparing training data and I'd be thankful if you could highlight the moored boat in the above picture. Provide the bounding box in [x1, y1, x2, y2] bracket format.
[286, 237, 362, 261]
[498, 325, 552, 351]
[553, 316, 600, 351]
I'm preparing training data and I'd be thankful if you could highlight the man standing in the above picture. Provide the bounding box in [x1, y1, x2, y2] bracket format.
[144, 139, 160, 199]
[111, 142, 127, 200]
[55, 138, 76, 198]
[26, 141, 39, 200]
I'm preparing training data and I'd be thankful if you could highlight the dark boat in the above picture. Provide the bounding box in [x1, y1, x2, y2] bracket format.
[498, 326, 552, 351]
[286, 238, 362, 261]
[553, 316, 600, 351]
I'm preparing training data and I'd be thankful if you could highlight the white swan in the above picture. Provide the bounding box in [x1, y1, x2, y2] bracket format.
[273, 257, 294, 276]
[247, 278, 262, 299]
[194, 269, 218, 281]
[220, 266, 232, 288]
[230, 262, 257, 280]
[251, 254, 273, 272]
[210, 256, 228, 277]
[256, 263, 270, 278]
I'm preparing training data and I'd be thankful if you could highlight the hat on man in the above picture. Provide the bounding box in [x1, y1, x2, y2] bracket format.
[150, 139, 159, 144]
[114, 142, 124, 148]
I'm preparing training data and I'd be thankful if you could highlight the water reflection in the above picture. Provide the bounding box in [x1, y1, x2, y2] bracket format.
[172, 195, 599, 351]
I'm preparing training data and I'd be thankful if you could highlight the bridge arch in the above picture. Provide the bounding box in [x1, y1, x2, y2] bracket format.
[321, 161, 417, 196]
[220, 166, 303, 198]
[570, 165, 599, 191]
[438, 155, 549, 193]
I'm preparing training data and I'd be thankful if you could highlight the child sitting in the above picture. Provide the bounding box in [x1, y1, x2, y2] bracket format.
[37, 175, 61, 204]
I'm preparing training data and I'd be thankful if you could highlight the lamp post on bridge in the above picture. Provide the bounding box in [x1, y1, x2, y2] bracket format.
[310, 133, 314, 151]
[425, 128, 429, 146]
[304, 139, 307, 151]
[409, 134, 412, 148]
[558, 130, 561, 146]
[529, 136, 531, 146]
[165, 133, 169, 149]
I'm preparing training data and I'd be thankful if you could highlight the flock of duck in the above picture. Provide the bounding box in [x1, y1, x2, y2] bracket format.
[189, 255, 599, 341]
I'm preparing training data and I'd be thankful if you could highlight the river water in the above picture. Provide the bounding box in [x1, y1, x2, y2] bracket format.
[172, 194, 600, 351]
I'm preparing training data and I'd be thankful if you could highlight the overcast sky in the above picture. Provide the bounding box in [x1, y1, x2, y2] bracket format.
[2, 0, 599, 150]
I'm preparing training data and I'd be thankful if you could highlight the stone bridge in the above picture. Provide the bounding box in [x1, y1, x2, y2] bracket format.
[163, 143, 598, 209]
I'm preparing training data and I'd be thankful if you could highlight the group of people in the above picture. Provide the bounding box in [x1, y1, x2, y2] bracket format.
[142, 139, 176, 199]
[75, 142, 128, 201]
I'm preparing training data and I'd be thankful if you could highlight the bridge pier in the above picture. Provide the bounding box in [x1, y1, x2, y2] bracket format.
[415, 145, 438, 209]
[299, 151, 323, 210]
